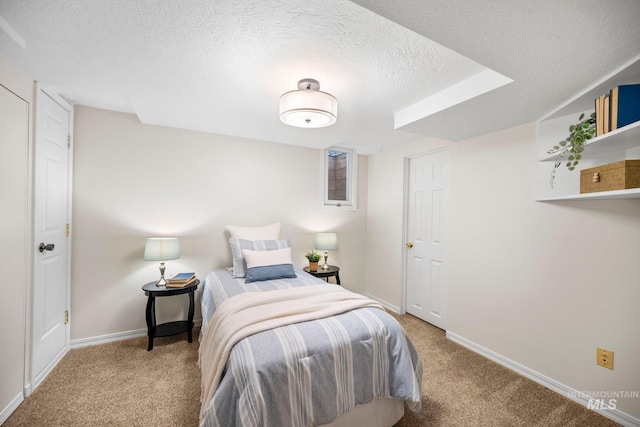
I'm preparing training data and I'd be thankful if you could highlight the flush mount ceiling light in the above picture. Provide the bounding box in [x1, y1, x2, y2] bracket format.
[279, 78, 337, 128]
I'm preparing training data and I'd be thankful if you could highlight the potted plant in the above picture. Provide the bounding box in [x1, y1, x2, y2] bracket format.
[305, 250, 322, 272]
[547, 112, 596, 187]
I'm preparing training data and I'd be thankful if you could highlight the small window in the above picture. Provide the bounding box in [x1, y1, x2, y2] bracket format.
[323, 147, 357, 209]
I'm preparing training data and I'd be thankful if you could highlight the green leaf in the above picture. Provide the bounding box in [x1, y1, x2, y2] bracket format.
[547, 111, 598, 184]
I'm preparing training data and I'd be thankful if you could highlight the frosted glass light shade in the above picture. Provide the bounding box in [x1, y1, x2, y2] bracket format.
[315, 233, 338, 251]
[143, 238, 180, 261]
[279, 80, 337, 128]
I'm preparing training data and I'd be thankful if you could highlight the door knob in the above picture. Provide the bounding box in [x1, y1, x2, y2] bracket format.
[406, 242, 413, 248]
[39, 243, 55, 253]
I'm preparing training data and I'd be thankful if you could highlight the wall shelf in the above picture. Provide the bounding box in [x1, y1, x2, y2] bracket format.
[538, 188, 640, 201]
[536, 54, 640, 201]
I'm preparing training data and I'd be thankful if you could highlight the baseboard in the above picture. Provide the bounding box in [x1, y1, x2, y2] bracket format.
[364, 293, 400, 314]
[70, 328, 147, 348]
[0, 392, 24, 425]
[70, 319, 202, 349]
[446, 331, 640, 427]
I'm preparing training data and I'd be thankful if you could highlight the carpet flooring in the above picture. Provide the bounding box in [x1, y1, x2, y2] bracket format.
[3, 314, 619, 426]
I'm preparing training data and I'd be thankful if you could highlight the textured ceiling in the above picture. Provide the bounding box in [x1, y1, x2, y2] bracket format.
[1, 1, 640, 153]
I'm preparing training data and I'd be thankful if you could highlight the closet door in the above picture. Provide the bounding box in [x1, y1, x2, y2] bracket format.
[405, 149, 449, 330]
[31, 89, 71, 389]
[0, 84, 29, 421]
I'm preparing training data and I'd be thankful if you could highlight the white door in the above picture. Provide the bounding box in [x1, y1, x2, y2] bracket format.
[0, 84, 29, 419]
[32, 89, 71, 389]
[405, 149, 449, 329]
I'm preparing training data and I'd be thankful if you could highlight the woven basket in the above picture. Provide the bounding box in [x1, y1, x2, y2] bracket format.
[580, 160, 640, 193]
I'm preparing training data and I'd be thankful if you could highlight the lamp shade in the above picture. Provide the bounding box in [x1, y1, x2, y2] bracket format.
[280, 79, 337, 128]
[143, 238, 180, 261]
[315, 233, 338, 251]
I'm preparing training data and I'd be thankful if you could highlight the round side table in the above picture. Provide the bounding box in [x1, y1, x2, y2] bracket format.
[303, 265, 341, 285]
[142, 279, 199, 351]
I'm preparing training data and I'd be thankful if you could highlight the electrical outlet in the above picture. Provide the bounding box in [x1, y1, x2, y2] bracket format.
[597, 347, 614, 370]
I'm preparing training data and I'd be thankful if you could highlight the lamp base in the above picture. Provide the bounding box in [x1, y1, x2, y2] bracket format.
[156, 261, 167, 286]
[322, 251, 329, 269]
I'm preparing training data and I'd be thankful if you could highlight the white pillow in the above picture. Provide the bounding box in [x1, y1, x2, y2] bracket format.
[227, 222, 280, 240]
[229, 238, 291, 278]
[242, 247, 292, 269]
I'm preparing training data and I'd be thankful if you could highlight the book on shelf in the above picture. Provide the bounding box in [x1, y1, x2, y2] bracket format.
[610, 84, 640, 131]
[166, 276, 197, 288]
[610, 87, 618, 131]
[595, 95, 604, 137]
[603, 94, 610, 134]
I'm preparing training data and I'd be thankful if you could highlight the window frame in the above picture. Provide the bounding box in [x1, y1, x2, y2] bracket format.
[322, 146, 357, 210]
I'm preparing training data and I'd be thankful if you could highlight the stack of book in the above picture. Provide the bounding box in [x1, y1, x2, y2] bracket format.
[594, 83, 640, 137]
[166, 272, 197, 288]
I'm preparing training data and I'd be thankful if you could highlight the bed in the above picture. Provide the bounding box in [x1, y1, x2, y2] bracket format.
[198, 228, 422, 427]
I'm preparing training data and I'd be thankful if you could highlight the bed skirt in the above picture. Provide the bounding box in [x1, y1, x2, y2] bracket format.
[320, 398, 404, 427]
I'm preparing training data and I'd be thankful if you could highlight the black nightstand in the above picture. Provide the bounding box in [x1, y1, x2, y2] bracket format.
[142, 279, 199, 351]
[303, 265, 341, 285]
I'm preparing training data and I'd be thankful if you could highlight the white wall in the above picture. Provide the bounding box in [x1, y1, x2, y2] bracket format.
[71, 106, 368, 341]
[366, 122, 640, 419]
[0, 55, 33, 423]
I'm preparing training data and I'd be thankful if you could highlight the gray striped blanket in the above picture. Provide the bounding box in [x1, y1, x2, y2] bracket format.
[199, 268, 422, 427]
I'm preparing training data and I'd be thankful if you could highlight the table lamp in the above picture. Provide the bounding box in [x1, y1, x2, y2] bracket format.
[315, 233, 337, 270]
[144, 237, 180, 286]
